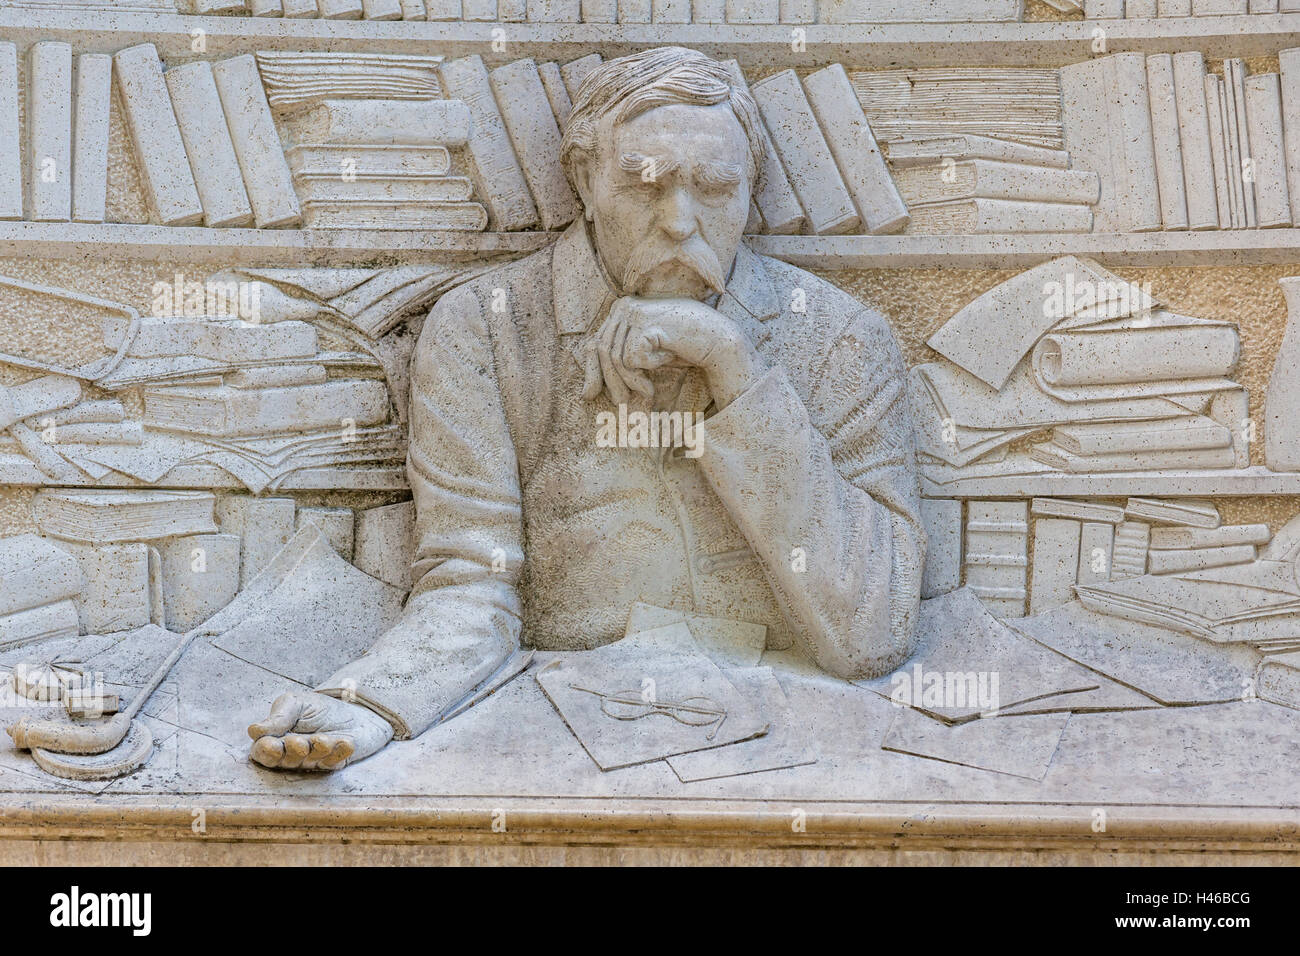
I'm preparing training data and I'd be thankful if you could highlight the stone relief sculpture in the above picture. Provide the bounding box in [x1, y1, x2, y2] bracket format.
[6, 0, 1300, 865]
[245, 46, 926, 771]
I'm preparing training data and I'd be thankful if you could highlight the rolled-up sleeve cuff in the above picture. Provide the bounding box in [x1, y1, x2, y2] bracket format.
[316, 673, 412, 740]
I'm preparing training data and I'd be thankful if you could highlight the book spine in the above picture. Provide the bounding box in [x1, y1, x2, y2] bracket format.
[490, 60, 580, 230]
[1111, 52, 1163, 231]
[1126, 0, 1156, 12]
[318, 0, 364, 15]
[802, 63, 908, 234]
[297, 99, 472, 146]
[1280, 50, 1300, 229]
[1192, 0, 1247, 11]
[424, 0, 461, 15]
[650, 0, 690, 18]
[1249, 0, 1278, 10]
[581, 0, 617, 18]
[399, 0, 427, 16]
[439, 55, 538, 231]
[752, 69, 859, 234]
[968, 198, 1093, 233]
[250, 0, 285, 13]
[723, 60, 804, 234]
[461, 0, 497, 16]
[0, 43, 19, 220]
[212, 54, 303, 229]
[1147, 545, 1256, 574]
[282, 0, 321, 14]
[71, 53, 112, 224]
[1029, 517, 1082, 614]
[559, 54, 602, 99]
[113, 43, 204, 227]
[617, 0, 652, 18]
[726, 0, 779, 20]
[165, 62, 255, 229]
[692, 0, 726, 19]
[1076, 522, 1115, 586]
[538, 61, 573, 129]
[498, 0, 526, 17]
[528, 0, 580, 18]
[361, 0, 404, 14]
[1172, 51, 1219, 229]
[1226, 58, 1256, 228]
[1147, 54, 1190, 229]
[779, 0, 815, 19]
[918, 498, 961, 599]
[26, 42, 73, 223]
[1157, 0, 1191, 11]
[1205, 75, 1234, 227]
[1060, 58, 1121, 230]
[1083, 0, 1123, 14]
[1244, 72, 1292, 227]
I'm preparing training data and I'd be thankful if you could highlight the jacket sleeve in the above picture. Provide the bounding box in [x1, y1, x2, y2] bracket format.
[695, 306, 925, 680]
[316, 283, 522, 739]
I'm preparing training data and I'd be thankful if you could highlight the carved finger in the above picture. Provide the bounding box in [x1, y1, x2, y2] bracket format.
[250, 735, 286, 768]
[304, 735, 336, 768]
[280, 733, 311, 769]
[605, 319, 650, 398]
[318, 737, 355, 772]
[597, 320, 631, 406]
[247, 692, 304, 740]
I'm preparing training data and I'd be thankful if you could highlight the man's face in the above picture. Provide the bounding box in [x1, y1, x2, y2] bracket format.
[577, 102, 752, 301]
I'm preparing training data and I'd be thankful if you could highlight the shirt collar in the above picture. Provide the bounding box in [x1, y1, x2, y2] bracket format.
[551, 219, 779, 338]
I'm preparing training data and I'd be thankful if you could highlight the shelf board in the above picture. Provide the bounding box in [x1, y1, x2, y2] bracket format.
[921, 465, 1300, 498]
[0, 454, 409, 490]
[4, 11, 1300, 68]
[0, 220, 554, 265]
[15, 222, 1300, 269]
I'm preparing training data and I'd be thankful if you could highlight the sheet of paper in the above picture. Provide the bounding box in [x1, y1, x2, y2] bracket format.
[536, 622, 768, 771]
[625, 601, 766, 668]
[882, 706, 1070, 780]
[667, 667, 817, 782]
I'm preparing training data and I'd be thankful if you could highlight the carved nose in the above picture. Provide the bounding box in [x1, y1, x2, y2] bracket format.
[659, 188, 698, 242]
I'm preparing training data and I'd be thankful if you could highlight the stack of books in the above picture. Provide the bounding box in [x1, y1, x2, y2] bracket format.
[284, 98, 485, 230]
[891, 138, 1098, 234]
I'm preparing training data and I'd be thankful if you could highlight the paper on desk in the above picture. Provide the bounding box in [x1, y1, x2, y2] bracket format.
[882, 706, 1070, 781]
[536, 622, 768, 771]
[625, 601, 766, 668]
[667, 666, 816, 782]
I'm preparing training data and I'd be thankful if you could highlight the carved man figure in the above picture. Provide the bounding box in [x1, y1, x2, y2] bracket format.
[248, 47, 925, 771]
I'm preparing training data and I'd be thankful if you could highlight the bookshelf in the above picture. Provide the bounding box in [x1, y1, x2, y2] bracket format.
[921, 466, 1300, 498]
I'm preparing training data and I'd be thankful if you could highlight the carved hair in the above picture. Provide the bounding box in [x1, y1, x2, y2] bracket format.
[559, 47, 765, 194]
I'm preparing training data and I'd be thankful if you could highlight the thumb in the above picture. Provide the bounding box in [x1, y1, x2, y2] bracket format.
[248, 692, 305, 739]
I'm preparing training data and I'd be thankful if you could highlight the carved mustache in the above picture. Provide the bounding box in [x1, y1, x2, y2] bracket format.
[621, 237, 727, 297]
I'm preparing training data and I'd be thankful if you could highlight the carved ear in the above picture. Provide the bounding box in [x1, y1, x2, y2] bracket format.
[570, 151, 597, 222]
